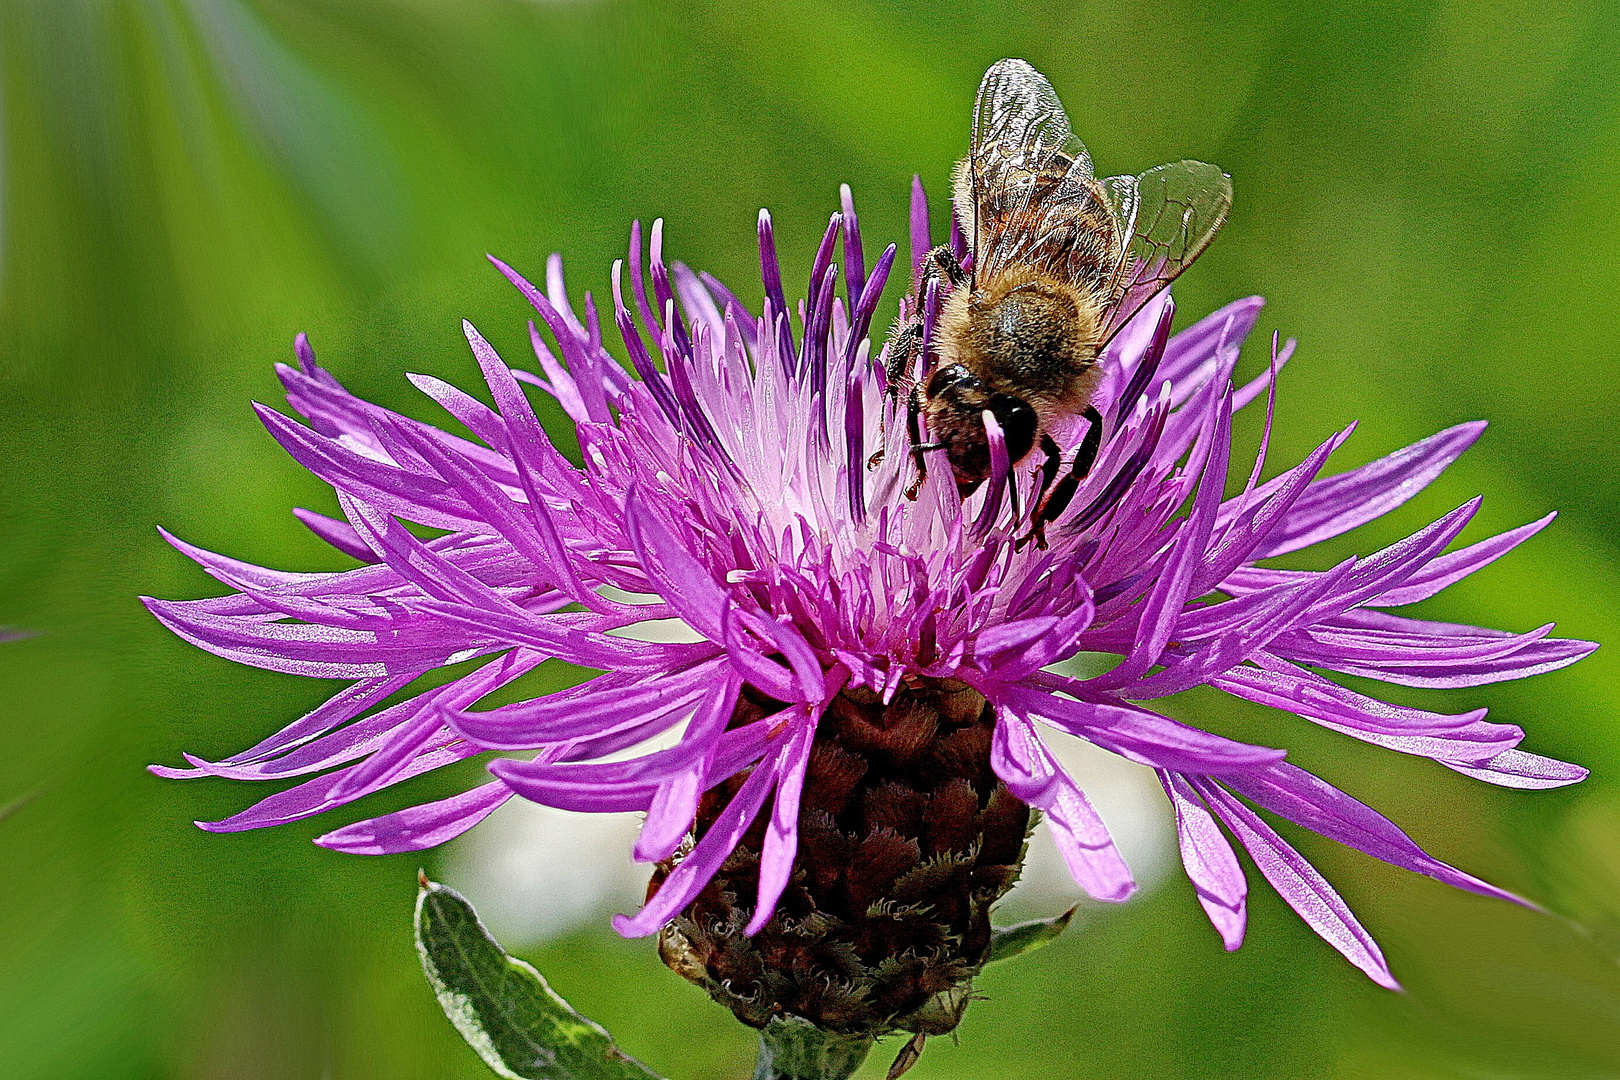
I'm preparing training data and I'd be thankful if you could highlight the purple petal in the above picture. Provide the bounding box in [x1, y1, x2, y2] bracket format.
[1439, 748, 1588, 789]
[734, 607, 825, 703]
[840, 184, 866, 313]
[1158, 297, 1266, 385]
[1193, 779, 1400, 989]
[845, 365, 868, 523]
[671, 261, 727, 345]
[314, 781, 512, 854]
[327, 709, 446, 801]
[1272, 620, 1596, 688]
[622, 488, 730, 641]
[748, 708, 817, 933]
[198, 735, 480, 833]
[1106, 296, 1173, 427]
[1127, 565, 1353, 699]
[639, 769, 703, 862]
[292, 508, 378, 562]
[1308, 498, 1484, 616]
[992, 706, 1135, 901]
[909, 175, 931, 275]
[389, 415, 629, 618]
[757, 210, 796, 376]
[409, 594, 721, 676]
[488, 256, 613, 424]
[198, 651, 545, 787]
[1160, 771, 1247, 949]
[1220, 761, 1528, 907]
[1214, 660, 1520, 764]
[459, 319, 582, 495]
[149, 673, 412, 777]
[1256, 422, 1486, 558]
[522, 323, 590, 424]
[612, 261, 683, 425]
[1091, 386, 1233, 690]
[698, 271, 756, 344]
[158, 526, 333, 590]
[449, 657, 727, 749]
[142, 595, 483, 679]
[1371, 513, 1557, 606]
[612, 732, 788, 937]
[1016, 680, 1286, 776]
[971, 411, 1011, 539]
[406, 370, 512, 451]
[1202, 427, 1351, 592]
[719, 604, 799, 702]
[634, 672, 743, 862]
[254, 403, 479, 532]
[491, 719, 772, 815]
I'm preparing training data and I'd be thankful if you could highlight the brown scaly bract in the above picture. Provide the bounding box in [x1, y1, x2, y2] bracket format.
[654, 680, 1033, 1038]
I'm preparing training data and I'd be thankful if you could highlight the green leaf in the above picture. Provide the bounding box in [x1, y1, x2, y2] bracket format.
[414, 874, 666, 1080]
[984, 906, 1077, 966]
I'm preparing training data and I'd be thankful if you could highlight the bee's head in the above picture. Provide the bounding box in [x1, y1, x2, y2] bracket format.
[924, 364, 1039, 483]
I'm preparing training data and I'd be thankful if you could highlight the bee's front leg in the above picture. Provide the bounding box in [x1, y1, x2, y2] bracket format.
[1021, 407, 1105, 546]
[1014, 434, 1063, 548]
[1030, 433, 1062, 513]
[922, 244, 966, 291]
[884, 321, 921, 391]
[887, 246, 966, 389]
[905, 384, 943, 500]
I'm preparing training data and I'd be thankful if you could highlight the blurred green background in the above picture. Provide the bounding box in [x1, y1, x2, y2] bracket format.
[3, 1, 1620, 1077]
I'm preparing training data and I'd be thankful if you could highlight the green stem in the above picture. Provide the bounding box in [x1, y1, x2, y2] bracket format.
[751, 1016, 875, 1080]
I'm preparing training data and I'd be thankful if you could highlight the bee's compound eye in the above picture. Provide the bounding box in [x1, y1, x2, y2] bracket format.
[926, 363, 982, 399]
[987, 394, 1037, 464]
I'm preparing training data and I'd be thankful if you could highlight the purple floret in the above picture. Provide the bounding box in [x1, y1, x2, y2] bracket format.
[147, 182, 1592, 987]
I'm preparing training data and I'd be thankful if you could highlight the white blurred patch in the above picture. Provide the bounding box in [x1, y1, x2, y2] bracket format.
[607, 616, 705, 643]
[440, 800, 650, 947]
[998, 731, 1175, 918]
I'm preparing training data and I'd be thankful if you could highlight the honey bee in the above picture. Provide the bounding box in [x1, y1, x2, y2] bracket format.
[887, 59, 1232, 540]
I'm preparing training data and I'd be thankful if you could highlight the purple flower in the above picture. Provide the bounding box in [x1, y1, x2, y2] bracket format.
[148, 185, 1592, 989]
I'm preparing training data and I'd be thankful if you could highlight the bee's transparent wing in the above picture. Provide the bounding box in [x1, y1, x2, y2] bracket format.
[970, 58, 1090, 181]
[1097, 160, 1232, 343]
[967, 59, 1113, 280]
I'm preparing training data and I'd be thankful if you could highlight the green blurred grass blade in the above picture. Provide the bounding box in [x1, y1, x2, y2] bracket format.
[985, 906, 1077, 966]
[414, 875, 666, 1080]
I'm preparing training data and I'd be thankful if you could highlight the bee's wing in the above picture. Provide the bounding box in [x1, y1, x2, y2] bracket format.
[1097, 160, 1232, 344]
[966, 59, 1113, 280]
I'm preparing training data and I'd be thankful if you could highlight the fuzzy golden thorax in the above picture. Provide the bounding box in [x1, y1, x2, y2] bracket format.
[936, 266, 1104, 417]
[918, 267, 1105, 486]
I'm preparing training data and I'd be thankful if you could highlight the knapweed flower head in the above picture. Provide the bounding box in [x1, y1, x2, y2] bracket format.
[150, 180, 1590, 1022]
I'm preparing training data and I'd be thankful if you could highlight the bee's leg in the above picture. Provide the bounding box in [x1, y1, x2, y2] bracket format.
[1029, 433, 1063, 516]
[1021, 407, 1105, 548]
[885, 321, 920, 390]
[900, 463, 939, 501]
[886, 246, 964, 390]
[904, 385, 942, 500]
[923, 244, 966, 290]
[1068, 405, 1105, 484]
[906, 384, 927, 471]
